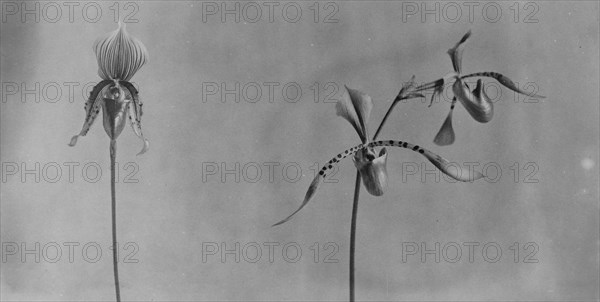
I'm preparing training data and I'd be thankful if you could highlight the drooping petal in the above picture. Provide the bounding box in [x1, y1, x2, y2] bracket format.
[120, 81, 149, 155]
[447, 30, 471, 74]
[421, 149, 484, 182]
[272, 143, 366, 226]
[272, 139, 484, 226]
[354, 147, 388, 196]
[461, 71, 546, 98]
[336, 86, 373, 143]
[94, 22, 148, 81]
[368, 140, 485, 182]
[434, 98, 456, 146]
[453, 79, 493, 123]
[272, 174, 322, 227]
[68, 80, 113, 146]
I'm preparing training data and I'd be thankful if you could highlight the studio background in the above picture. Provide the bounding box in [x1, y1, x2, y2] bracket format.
[1, 1, 598, 301]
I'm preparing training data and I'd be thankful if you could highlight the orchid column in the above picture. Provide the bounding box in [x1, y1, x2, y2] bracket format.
[69, 22, 149, 302]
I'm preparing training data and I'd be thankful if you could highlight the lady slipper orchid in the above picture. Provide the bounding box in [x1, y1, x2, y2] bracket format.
[69, 22, 149, 155]
[273, 85, 485, 226]
[67, 22, 148, 302]
[415, 31, 545, 146]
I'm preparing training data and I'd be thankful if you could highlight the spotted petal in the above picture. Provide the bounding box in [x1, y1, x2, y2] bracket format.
[272, 140, 484, 226]
[120, 81, 149, 155]
[336, 86, 373, 143]
[447, 30, 471, 74]
[461, 71, 545, 98]
[94, 22, 148, 81]
[68, 80, 113, 146]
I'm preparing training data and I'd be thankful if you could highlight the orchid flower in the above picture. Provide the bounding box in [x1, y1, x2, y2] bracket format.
[69, 22, 149, 155]
[415, 31, 545, 146]
[67, 22, 148, 302]
[272, 85, 485, 226]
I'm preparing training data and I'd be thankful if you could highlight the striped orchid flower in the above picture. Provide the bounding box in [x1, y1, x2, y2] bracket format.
[69, 22, 149, 155]
[416, 31, 545, 146]
[273, 85, 485, 226]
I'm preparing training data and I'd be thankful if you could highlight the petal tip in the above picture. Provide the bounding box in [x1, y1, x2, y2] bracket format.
[68, 135, 79, 147]
[136, 139, 150, 156]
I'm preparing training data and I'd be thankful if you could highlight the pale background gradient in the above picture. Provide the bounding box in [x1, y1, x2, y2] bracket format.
[1, 1, 599, 301]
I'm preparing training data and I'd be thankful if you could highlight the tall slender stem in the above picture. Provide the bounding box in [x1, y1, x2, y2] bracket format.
[110, 139, 121, 302]
[349, 172, 361, 302]
[348, 93, 404, 302]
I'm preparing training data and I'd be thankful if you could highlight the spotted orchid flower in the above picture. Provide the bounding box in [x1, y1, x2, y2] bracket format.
[69, 22, 149, 155]
[416, 31, 545, 146]
[273, 85, 485, 226]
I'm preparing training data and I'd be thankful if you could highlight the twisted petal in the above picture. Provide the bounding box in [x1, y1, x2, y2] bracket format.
[354, 147, 388, 196]
[461, 71, 545, 98]
[447, 30, 471, 74]
[272, 140, 484, 226]
[271, 174, 322, 227]
[120, 81, 149, 155]
[68, 80, 112, 146]
[94, 22, 148, 81]
[336, 86, 372, 143]
[434, 97, 456, 146]
[453, 79, 493, 123]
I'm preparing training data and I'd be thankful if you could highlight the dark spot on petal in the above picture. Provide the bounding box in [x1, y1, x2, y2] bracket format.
[337, 154, 342, 158]
[319, 170, 324, 176]
[328, 165, 333, 169]
[413, 145, 419, 151]
[402, 142, 408, 148]
[419, 149, 425, 154]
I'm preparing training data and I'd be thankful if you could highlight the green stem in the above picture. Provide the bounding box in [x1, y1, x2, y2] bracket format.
[110, 139, 121, 302]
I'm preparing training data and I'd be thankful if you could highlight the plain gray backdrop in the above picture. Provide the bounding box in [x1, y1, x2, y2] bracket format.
[1, 1, 599, 301]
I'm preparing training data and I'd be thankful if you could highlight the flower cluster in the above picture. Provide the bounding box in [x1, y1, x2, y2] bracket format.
[274, 31, 544, 226]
